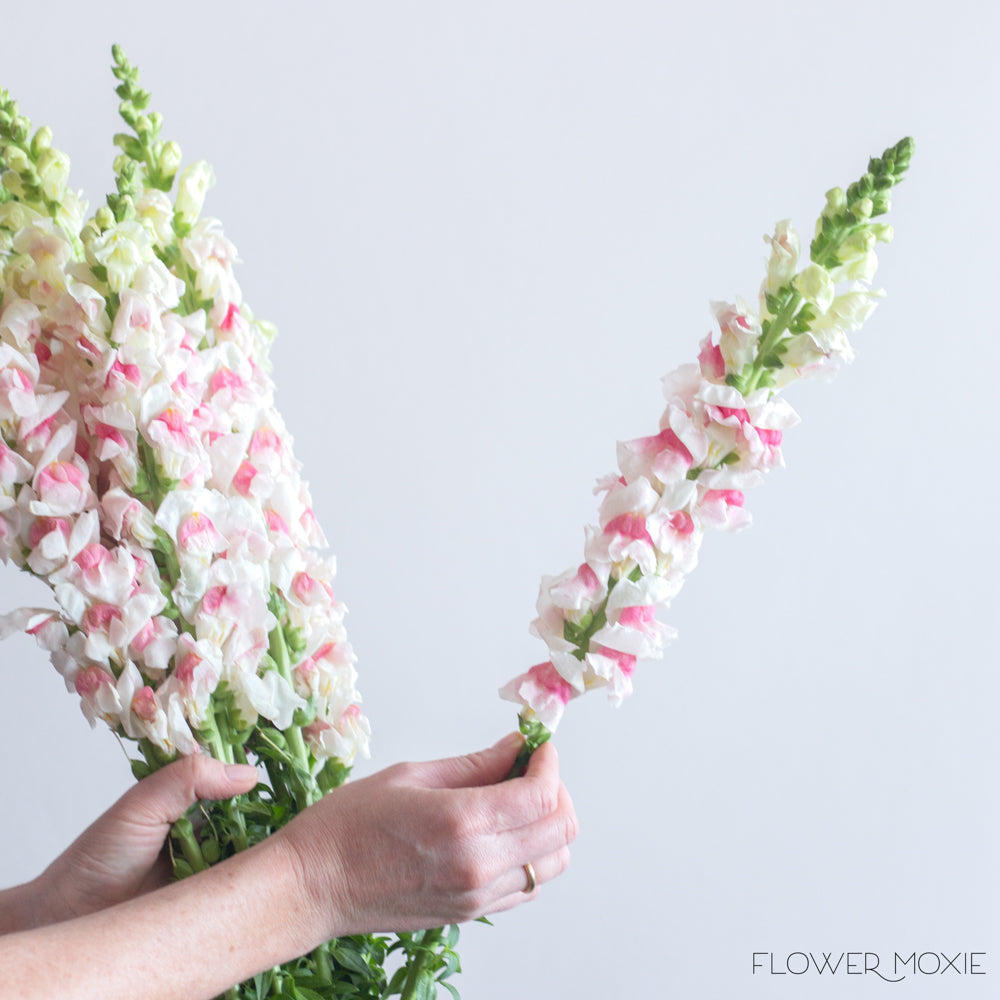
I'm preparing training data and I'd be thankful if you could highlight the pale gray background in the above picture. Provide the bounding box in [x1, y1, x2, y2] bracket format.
[1, 2, 997, 997]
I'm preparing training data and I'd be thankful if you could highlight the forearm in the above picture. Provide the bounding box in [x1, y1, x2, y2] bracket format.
[0, 836, 320, 1000]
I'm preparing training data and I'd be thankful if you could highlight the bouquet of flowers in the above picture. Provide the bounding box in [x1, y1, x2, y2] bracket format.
[0, 47, 407, 1000]
[0, 43, 912, 1000]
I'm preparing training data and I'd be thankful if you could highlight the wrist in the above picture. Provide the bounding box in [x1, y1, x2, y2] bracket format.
[240, 830, 336, 959]
[269, 817, 352, 944]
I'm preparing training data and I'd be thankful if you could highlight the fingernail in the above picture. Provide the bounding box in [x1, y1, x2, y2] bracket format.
[225, 764, 258, 782]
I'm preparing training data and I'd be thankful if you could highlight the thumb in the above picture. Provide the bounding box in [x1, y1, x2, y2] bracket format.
[115, 755, 259, 829]
[421, 732, 525, 789]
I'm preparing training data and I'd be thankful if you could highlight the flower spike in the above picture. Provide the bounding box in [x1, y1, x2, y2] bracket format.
[501, 139, 915, 742]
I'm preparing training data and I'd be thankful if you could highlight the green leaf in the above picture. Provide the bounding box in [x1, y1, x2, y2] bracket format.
[439, 951, 460, 979]
[112, 133, 145, 159]
[291, 988, 326, 1000]
[259, 727, 288, 750]
[201, 838, 221, 864]
[331, 944, 370, 975]
[439, 981, 461, 1000]
[385, 966, 408, 995]
[130, 758, 152, 781]
[172, 858, 194, 880]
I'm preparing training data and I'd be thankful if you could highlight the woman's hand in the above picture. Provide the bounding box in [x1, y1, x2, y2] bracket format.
[29, 755, 259, 927]
[0, 735, 577, 1000]
[277, 732, 578, 937]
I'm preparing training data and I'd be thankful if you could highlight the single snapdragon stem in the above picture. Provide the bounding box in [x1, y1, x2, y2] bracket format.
[508, 716, 553, 780]
[312, 942, 333, 982]
[267, 620, 314, 809]
[205, 697, 251, 851]
[198, 700, 232, 763]
[400, 927, 444, 1000]
[137, 737, 175, 776]
[171, 816, 208, 873]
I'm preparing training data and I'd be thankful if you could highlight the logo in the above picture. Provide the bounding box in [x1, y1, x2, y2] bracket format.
[752, 952, 986, 983]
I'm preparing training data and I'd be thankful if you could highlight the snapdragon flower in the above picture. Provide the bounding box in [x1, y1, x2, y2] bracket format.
[0, 52, 369, 794]
[502, 138, 914, 747]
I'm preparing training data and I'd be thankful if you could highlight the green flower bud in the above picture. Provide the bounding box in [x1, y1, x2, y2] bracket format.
[841, 228, 876, 257]
[174, 160, 214, 223]
[793, 262, 836, 314]
[11, 115, 29, 143]
[823, 186, 846, 217]
[870, 222, 893, 243]
[37, 147, 70, 202]
[292, 706, 316, 728]
[79, 217, 103, 245]
[30, 125, 52, 157]
[285, 625, 307, 658]
[116, 194, 136, 220]
[94, 205, 115, 231]
[850, 196, 873, 220]
[159, 140, 182, 179]
[0, 201, 37, 232]
[1, 169, 26, 199]
[5, 146, 29, 173]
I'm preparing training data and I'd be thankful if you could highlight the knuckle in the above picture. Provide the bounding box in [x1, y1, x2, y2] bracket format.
[457, 887, 490, 922]
[529, 778, 559, 818]
[450, 852, 487, 894]
[384, 760, 419, 785]
[182, 751, 214, 790]
[437, 802, 474, 843]
[555, 845, 572, 877]
[563, 809, 580, 846]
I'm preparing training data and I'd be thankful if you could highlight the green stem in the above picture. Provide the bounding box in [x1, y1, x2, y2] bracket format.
[267, 611, 314, 808]
[508, 717, 552, 779]
[199, 700, 231, 763]
[743, 289, 803, 394]
[313, 943, 332, 982]
[561, 565, 640, 661]
[172, 817, 209, 873]
[400, 927, 443, 1000]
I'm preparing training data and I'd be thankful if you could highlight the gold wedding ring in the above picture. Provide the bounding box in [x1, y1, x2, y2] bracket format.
[522, 861, 537, 894]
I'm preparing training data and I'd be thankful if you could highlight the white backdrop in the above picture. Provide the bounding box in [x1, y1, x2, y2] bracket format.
[1, 3, 997, 998]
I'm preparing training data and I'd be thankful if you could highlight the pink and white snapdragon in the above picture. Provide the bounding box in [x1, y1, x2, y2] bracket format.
[503, 138, 914, 733]
[0, 111, 369, 772]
